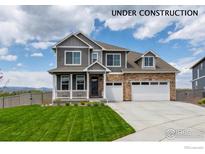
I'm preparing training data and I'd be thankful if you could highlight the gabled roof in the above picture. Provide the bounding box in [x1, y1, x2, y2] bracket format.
[190, 56, 205, 69]
[135, 50, 159, 62]
[122, 51, 180, 73]
[83, 61, 111, 72]
[52, 33, 92, 49]
[95, 41, 129, 51]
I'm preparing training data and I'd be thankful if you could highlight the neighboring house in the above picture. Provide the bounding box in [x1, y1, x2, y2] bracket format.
[48, 32, 179, 102]
[191, 57, 205, 97]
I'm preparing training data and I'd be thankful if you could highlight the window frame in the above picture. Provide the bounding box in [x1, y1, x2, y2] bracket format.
[64, 50, 81, 65]
[91, 52, 98, 63]
[60, 75, 70, 90]
[106, 53, 121, 67]
[76, 75, 85, 90]
[143, 56, 155, 68]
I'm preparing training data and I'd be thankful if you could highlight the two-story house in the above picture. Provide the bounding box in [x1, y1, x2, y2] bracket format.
[48, 32, 179, 102]
[191, 57, 205, 96]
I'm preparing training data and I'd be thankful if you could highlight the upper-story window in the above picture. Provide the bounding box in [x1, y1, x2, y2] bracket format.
[106, 53, 121, 67]
[92, 52, 98, 63]
[143, 56, 154, 67]
[197, 68, 200, 78]
[201, 63, 203, 70]
[65, 51, 81, 65]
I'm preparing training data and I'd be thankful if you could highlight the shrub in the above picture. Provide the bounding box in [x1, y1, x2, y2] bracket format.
[65, 102, 70, 106]
[53, 98, 61, 106]
[87, 103, 92, 106]
[93, 102, 99, 107]
[80, 102, 86, 106]
[198, 98, 205, 105]
[74, 103, 78, 106]
[100, 102, 105, 106]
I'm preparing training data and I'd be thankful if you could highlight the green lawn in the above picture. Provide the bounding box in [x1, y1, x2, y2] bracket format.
[0, 105, 135, 141]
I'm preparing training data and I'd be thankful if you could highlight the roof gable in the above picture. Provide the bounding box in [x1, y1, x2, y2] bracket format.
[83, 61, 111, 72]
[76, 32, 103, 50]
[53, 34, 92, 48]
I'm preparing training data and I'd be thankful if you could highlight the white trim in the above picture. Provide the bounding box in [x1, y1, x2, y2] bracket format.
[87, 72, 89, 99]
[192, 75, 205, 81]
[109, 72, 123, 74]
[142, 56, 156, 68]
[75, 32, 105, 50]
[103, 73, 106, 99]
[83, 61, 111, 72]
[106, 53, 121, 67]
[141, 50, 159, 57]
[125, 52, 127, 68]
[76, 74, 85, 90]
[52, 74, 57, 102]
[91, 52, 98, 63]
[53, 33, 92, 48]
[70, 74, 73, 99]
[64, 50, 81, 66]
[56, 46, 89, 49]
[55, 48, 58, 67]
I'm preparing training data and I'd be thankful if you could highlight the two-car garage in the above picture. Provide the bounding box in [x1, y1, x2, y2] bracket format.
[131, 81, 170, 101]
[106, 80, 170, 102]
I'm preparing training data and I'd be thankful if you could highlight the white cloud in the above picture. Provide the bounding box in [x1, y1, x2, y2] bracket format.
[0, 48, 17, 61]
[1, 71, 52, 88]
[31, 41, 55, 49]
[17, 63, 23, 67]
[30, 52, 43, 57]
[170, 56, 198, 89]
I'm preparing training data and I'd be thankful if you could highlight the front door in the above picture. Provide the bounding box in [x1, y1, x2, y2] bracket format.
[91, 77, 98, 97]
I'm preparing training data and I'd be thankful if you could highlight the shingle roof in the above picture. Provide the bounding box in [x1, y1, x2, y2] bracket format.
[95, 41, 129, 51]
[122, 51, 179, 73]
[48, 66, 86, 73]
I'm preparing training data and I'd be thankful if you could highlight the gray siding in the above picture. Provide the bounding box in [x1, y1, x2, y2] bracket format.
[192, 60, 205, 91]
[58, 35, 88, 47]
[57, 48, 89, 68]
[103, 51, 125, 72]
[90, 50, 102, 63]
[192, 77, 205, 90]
[77, 33, 101, 49]
[193, 60, 205, 80]
[88, 63, 106, 70]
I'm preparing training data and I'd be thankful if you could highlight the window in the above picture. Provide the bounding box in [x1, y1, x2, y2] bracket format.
[201, 63, 203, 70]
[61, 75, 69, 90]
[195, 81, 198, 87]
[141, 82, 149, 85]
[132, 82, 140, 85]
[106, 53, 121, 67]
[92, 53, 98, 63]
[150, 82, 158, 85]
[65, 51, 81, 65]
[106, 82, 113, 86]
[114, 82, 122, 86]
[143, 57, 154, 67]
[76, 75, 85, 90]
[197, 69, 200, 78]
[160, 82, 168, 85]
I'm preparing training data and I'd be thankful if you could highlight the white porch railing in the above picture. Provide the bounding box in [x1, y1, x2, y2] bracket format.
[56, 90, 87, 99]
[72, 90, 87, 98]
[56, 90, 70, 98]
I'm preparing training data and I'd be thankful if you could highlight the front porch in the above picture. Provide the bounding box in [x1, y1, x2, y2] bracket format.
[52, 72, 107, 101]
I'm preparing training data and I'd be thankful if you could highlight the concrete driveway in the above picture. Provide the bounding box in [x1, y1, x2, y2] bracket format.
[108, 101, 205, 141]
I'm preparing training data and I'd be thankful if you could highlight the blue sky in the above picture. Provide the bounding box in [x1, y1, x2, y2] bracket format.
[0, 6, 205, 88]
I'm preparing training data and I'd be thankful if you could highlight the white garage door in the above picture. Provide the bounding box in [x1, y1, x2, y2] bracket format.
[132, 81, 170, 101]
[106, 82, 123, 101]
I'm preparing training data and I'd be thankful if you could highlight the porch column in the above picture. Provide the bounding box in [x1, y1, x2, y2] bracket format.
[52, 74, 57, 103]
[103, 72, 106, 99]
[70, 74, 73, 99]
[87, 72, 89, 99]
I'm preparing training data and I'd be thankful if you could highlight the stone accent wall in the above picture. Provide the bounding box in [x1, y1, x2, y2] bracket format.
[107, 73, 176, 101]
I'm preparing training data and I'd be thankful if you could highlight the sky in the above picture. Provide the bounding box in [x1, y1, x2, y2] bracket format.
[0, 5, 205, 88]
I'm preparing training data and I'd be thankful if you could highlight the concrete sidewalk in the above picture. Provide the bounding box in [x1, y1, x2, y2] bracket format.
[108, 101, 205, 141]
